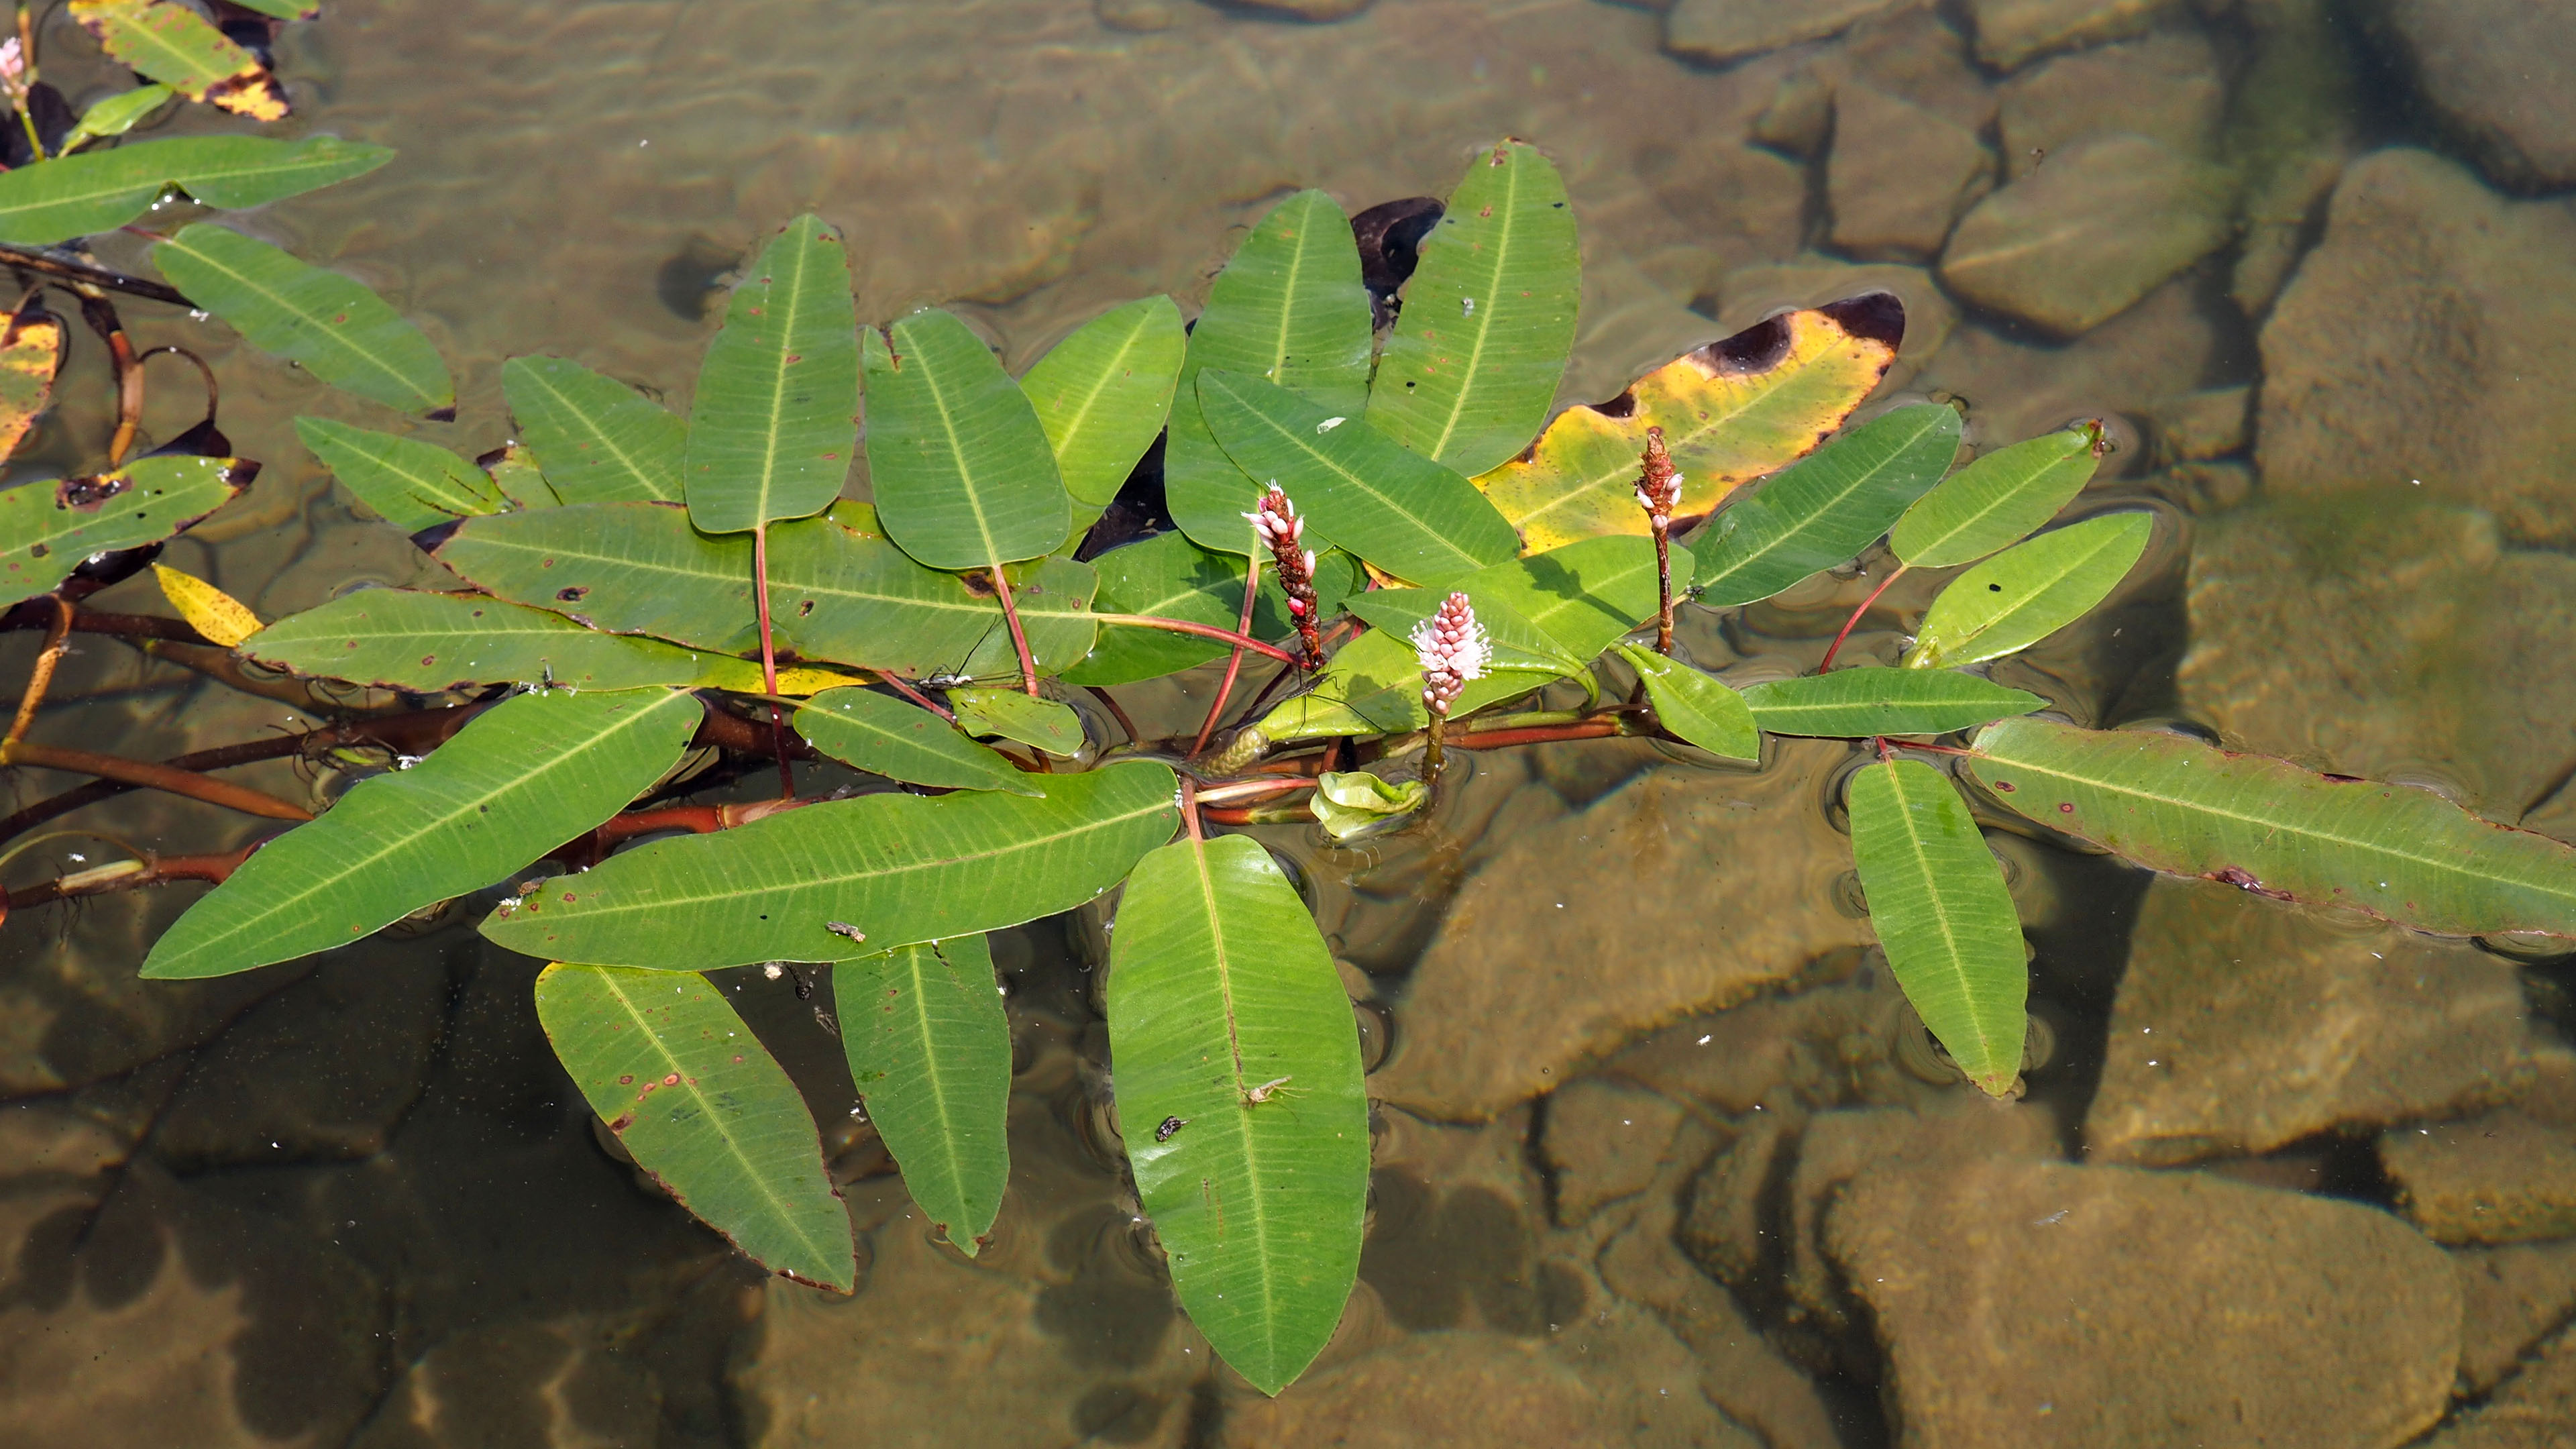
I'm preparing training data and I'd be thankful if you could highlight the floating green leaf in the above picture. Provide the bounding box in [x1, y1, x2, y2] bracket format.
[224, 0, 318, 19]
[1691, 402, 1960, 606]
[294, 417, 498, 532]
[70, 0, 288, 121]
[1061, 531, 1358, 688]
[156, 223, 454, 417]
[142, 688, 699, 979]
[1614, 645, 1757, 759]
[503, 356, 686, 504]
[241, 588, 760, 692]
[865, 307, 1070, 572]
[793, 688, 1040, 796]
[1165, 191, 1374, 554]
[1310, 769, 1428, 839]
[1106, 833, 1367, 1396]
[481, 760, 1179, 969]
[1020, 295, 1185, 509]
[1, 455, 252, 603]
[60, 85, 174, 152]
[835, 936, 1011, 1254]
[537, 963, 855, 1288]
[1474, 299, 1904, 551]
[434, 503, 1093, 680]
[1971, 717, 2576, 937]
[1890, 422, 2103, 569]
[1366, 140, 1580, 476]
[1198, 369, 1517, 587]
[0, 135, 391, 247]
[1907, 511, 2151, 669]
[949, 688, 1085, 757]
[1847, 758, 2027, 1097]
[1741, 668, 2045, 738]
[684, 215, 857, 533]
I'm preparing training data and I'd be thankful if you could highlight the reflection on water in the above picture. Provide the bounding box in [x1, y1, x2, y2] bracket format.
[6, 0, 2576, 1444]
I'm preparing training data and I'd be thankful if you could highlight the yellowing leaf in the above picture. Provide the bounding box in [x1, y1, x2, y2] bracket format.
[1473, 298, 1903, 551]
[0, 302, 65, 461]
[152, 563, 259, 646]
[70, 0, 290, 122]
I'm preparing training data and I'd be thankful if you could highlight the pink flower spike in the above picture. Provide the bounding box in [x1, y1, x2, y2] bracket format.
[1411, 591, 1490, 716]
[1250, 484, 1326, 669]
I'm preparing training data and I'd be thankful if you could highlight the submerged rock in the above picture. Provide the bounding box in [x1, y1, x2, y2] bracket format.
[2379, 1, 2576, 193]
[2084, 877, 2539, 1167]
[1662, 0, 1913, 66]
[2257, 150, 2576, 547]
[1995, 29, 2223, 178]
[1718, 256, 1956, 392]
[2179, 492, 2576, 822]
[2383, 1111, 2576, 1246]
[2426, 1318, 2576, 1447]
[1540, 1077, 1688, 1226]
[1825, 82, 1992, 260]
[1940, 132, 2235, 338]
[1964, 0, 2167, 68]
[1205, 0, 1375, 19]
[1827, 1159, 2459, 1448]
[2453, 1239, 2576, 1394]
[1374, 741, 1877, 1121]
[1918, 274, 2219, 456]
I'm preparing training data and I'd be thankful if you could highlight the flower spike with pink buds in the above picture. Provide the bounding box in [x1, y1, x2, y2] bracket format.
[1411, 590, 1488, 788]
[1246, 484, 1324, 669]
[1635, 426, 1682, 654]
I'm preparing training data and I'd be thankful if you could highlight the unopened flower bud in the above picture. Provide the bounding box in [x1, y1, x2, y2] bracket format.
[1248, 484, 1326, 669]
[1635, 425, 1682, 525]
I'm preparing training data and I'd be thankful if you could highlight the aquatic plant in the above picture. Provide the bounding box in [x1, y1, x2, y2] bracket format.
[8, 104, 2576, 1395]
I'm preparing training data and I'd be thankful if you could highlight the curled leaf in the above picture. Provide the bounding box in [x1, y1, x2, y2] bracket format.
[1311, 769, 1428, 839]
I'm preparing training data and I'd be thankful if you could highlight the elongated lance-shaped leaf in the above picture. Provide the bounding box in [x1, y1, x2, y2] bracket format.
[153, 564, 259, 647]
[1847, 758, 2027, 1096]
[1366, 140, 1580, 476]
[1971, 718, 2576, 937]
[1020, 295, 1185, 510]
[482, 760, 1179, 969]
[1614, 645, 1757, 759]
[835, 936, 1011, 1254]
[1108, 833, 1366, 1396]
[949, 688, 1085, 757]
[1259, 536, 1684, 741]
[538, 964, 855, 1289]
[864, 307, 1070, 571]
[294, 416, 499, 532]
[70, 0, 288, 120]
[143, 689, 699, 979]
[0, 135, 390, 247]
[1, 455, 252, 603]
[1474, 297, 1905, 551]
[434, 503, 1095, 680]
[1890, 421, 2104, 569]
[1165, 191, 1375, 554]
[1061, 530, 1359, 688]
[61, 85, 174, 152]
[156, 224, 453, 417]
[684, 215, 857, 533]
[1198, 369, 1517, 588]
[0, 301, 65, 460]
[1741, 667, 2044, 738]
[241, 588, 768, 693]
[503, 356, 686, 504]
[1693, 402, 1960, 606]
[1907, 511, 2151, 669]
[794, 687, 1040, 796]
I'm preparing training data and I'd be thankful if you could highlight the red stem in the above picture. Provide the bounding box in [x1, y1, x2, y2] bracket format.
[990, 565, 1040, 698]
[1084, 686, 1140, 745]
[1817, 564, 1909, 674]
[1, 740, 313, 821]
[1179, 775, 1204, 843]
[1191, 552, 1263, 757]
[1448, 718, 1626, 751]
[1092, 614, 1299, 667]
[752, 525, 794, 799]
[5, 845, 258, 912]
[875, 672, 957, 723]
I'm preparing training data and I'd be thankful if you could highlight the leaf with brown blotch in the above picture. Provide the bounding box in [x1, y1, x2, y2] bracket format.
[70, 0, 290, 122]
[1472, 295, 1903, 553]
[0, 301, 66, 462]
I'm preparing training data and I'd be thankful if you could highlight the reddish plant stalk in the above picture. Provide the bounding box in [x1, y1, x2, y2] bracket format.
[0, 740, 314, 821]
[989, 564, 1041, 698]
[1179, 774, 1204, 843]
[1448, 718, 1626, 751]
[5, 845, 257, 912]
[1815, 564, 1909, 674]
[873, 672, 957, 724]
[1191, 551, 1263, 757]
[1084, 686, 1140, 745]
[3, 594, 70, 751]
[1091, 614, 1300, 666]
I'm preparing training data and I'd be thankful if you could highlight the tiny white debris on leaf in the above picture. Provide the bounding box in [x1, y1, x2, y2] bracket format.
[1316, 417, 1346, 433]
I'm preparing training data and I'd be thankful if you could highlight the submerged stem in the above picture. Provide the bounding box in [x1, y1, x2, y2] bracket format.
[1817, 564, 1909, 674]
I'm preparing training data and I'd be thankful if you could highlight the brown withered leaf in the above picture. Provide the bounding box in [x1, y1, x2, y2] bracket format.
[70, 0, 290, 122]
[0, 301, 66, 462]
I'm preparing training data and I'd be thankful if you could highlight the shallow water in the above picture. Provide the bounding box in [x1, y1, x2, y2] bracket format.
[6, 1, 2576, 1445]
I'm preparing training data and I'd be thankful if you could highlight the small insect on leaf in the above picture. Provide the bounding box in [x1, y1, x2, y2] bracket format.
[824, 921, 867, 943]
[1156, 1115, 1187, 1142]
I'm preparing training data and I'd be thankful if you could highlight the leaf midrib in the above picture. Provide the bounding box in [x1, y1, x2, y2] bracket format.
[745, 231, 818, 527]
[89, 3, 242, 90]
[1699, 413, 1945, 592]
[1902, 443, 2082, 564]
[1879, 764, 2006, 1061]
[167, 229, 435, 410]
[1042, 309, 1152, 469]
[1926, 522, 2132, 661]
[904, 318, 1008, 572]
[515, 363, 677, 502]
[590, 969, 843, 1273]
[1421, 152, 1520, 463]
[1211, 374, 1485, 582]
[1187, 837, 1279, 1357]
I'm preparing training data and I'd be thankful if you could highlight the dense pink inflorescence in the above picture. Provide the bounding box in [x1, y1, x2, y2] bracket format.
[1411, 591, 1489, 717]
[1246, 486, 1324, 669]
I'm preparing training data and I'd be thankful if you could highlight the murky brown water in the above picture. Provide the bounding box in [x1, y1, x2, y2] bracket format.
[7, 1, 2576, 1445]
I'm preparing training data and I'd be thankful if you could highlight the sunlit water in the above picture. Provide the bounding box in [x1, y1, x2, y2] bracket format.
[4, 1, 2573, 1445]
